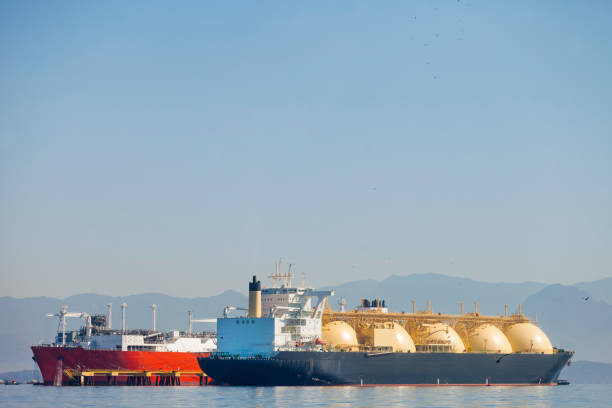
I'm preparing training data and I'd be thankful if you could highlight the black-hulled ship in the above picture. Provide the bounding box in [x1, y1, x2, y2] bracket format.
[198, 268, 573, 386]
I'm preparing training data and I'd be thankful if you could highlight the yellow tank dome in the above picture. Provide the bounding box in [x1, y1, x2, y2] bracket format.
[422, 323, 466, 353]
[468, 324, 512, 353]
[370, 322, 416, 352]
[504, 323, 553, 354]
[322, 321, 359, 347]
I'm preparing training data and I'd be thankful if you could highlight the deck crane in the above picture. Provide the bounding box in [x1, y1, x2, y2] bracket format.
[223, 305, 248, 318]
[187, 310, 218, 334]
[47, 305, 91, 345]
[187, 305, 247, 334]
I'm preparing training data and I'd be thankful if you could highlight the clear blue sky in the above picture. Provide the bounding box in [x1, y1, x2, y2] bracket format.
[1, 1, 611, 298]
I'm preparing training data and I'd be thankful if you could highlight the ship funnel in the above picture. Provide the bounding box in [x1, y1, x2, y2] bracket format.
[151, 304, 157, 331]
[121, 303, 127, 332]
[248, 275, 262, 318]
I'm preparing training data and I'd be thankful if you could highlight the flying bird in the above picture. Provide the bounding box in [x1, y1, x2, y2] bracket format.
[582, 296, 590, 301]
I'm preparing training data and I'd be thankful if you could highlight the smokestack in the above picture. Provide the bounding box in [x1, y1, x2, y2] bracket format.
[474, 302, 479, 314]
[504, 304, 508, 317]
[106, 303, 112, 329]
[248, 276, 262, 318]
[188, 310, 193, 334]
[151, 304, 157, 331]
[518, 304, 522, 315]
[121, 303, 127, 332]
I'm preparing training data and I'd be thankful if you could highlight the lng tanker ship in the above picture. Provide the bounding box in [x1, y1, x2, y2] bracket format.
[198, 270, 573, 386]
[32, 304, 216, 385]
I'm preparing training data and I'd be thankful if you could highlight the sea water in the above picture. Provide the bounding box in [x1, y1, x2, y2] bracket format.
[1, 384, 610, 407]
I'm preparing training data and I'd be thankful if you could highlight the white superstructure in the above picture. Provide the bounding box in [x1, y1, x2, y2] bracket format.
[45, 305, 216, 353]
[87, 332, 216, 352]
[216, 272, 334, 356]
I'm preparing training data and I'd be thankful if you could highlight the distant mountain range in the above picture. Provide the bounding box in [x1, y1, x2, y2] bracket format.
[562, 361, 612, 384]
[1, 274, 611, 372]
[0, 369, 41, 383]
[0, 290, 246, 372]
[326, 275, 612, 363]
[322, 274, 548, 316]
[523, 285, 612, 365]
[573, 277, 612, 305]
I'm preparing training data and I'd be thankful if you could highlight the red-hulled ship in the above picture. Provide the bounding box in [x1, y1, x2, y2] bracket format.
[32, 305, 216, 386]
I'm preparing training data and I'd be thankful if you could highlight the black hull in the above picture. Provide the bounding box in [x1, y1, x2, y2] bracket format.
[198, 351, 573, 386]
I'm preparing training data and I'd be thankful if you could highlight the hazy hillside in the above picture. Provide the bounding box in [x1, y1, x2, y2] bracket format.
[0, 290, 248, 372]
[574, 277, 612, 305]
[523, 284, 612, 363]
[324, 274, 547, 317]
[326, 275, 612, 363]
[2, 273, 612, 372]
[562, 361, 612, 384]
[0, 369, 42, 383]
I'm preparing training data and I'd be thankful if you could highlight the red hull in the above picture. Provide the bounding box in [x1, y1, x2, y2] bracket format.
[31, 346, 212, 386]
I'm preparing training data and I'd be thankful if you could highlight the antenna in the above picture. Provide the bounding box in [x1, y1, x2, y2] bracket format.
[338, 298, 346, 313]
[270, 258, 283, 288]
[273, 260, 279, 288]
[269, 257, 295, 288]
[287, 263, 294, 287]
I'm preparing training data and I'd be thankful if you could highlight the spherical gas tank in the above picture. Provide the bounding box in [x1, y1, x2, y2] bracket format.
[373, 322, 416, 352]
[468, 324, 512, 353]
[391, 323, 416, 352]
[504, 323, 553, 354]
[322, 321, 359, 347]
[422, 323, 466, 353]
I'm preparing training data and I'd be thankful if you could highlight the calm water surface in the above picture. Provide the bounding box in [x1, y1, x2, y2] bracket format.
[1, 385, 610, 407]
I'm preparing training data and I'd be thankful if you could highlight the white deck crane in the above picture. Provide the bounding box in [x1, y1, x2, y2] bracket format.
[223, 305, 248, 318]
[187, 310, 217, 334]
[47, 305, 91, 345]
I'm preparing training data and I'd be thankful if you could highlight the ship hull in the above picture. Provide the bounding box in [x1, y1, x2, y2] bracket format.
[32, 346, 211, 386]
[198, 351, 572, 386]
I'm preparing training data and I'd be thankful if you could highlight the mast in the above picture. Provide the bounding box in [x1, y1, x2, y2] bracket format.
[121, 303, 127, 333]
[151, 304, 157, 331]
[106, 303, 112, 329]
